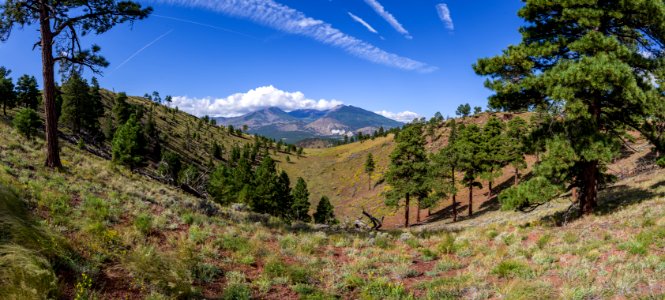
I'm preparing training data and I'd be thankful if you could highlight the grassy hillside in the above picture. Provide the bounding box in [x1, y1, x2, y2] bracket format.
[283, 111, 659, 229]
[96, 90, 258, 169]
[281, 112, 536, 228]
[2, 117, 665, 298]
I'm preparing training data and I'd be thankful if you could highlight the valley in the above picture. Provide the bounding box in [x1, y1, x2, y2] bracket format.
[2, 0, 665, 299]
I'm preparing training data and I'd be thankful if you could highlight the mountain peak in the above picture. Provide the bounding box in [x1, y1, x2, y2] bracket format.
[215, 104, 402, 143]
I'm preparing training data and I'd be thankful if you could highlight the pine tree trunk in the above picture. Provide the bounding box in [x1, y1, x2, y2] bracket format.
[578, 160, 598, 215]
[368, 173, 372, 191]
[514, 167, 519, 186]
[468, 184, 473, 217]
[404, 193, 410, 228]
[416, 201, 421, 224]
[578, 99, 601, 215]
[39, 3, 62, 169]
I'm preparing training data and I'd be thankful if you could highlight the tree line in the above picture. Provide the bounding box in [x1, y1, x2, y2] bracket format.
[382, 113, 531, 227]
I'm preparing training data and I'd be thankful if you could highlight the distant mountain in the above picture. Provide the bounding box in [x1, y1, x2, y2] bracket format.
[214, 105, 403, 143]
[287, 109, 329, 122]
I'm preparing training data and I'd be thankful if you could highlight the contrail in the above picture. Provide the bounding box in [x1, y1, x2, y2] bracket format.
[114, 29, 174, 71]
[153, 14, 257, 39]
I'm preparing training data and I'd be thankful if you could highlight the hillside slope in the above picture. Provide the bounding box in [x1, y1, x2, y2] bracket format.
[283, 112, 659, 229]
[2, 117, 665, 299]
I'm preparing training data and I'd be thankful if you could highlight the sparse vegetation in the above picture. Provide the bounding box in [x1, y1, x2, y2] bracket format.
[1, 0, 665, 298]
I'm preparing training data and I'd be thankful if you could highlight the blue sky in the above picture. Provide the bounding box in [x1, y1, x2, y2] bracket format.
[0, 0, 524, 121]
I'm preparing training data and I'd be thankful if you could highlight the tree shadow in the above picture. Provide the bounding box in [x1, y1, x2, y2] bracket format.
[539, 185, 665, 226]
[425, 203, 469, 224]
[651, 180, 665, 190]
[423, 171, 534, 225]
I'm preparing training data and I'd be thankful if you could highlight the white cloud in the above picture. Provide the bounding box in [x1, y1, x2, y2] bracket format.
[168, 86, 343, 117]
[364, 0, 412, 39]
[348, 12, 378, 34]
[152, 0, 435, 73]
[375, 110, 420, 123]
[436, 3, 454, 31]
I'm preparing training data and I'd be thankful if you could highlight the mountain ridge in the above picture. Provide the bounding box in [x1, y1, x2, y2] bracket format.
[214, 105, 403, 142]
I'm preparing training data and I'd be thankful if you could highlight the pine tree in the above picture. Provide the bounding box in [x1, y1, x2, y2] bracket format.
[504, 117, 528, 186]
[13, 108, 41, 139]
[385, 123, 429, 228]
[212, 142, 223, 160]
[15, 75, 39, 109]
[208, 164, 235, 205]
[455, 103, 471, 118]
[431, 120, 462, 222]
[474, 0, 665, 214]
[480, 116, 507, 200]
[291, 177, 311, 222]
[313, 196, 337, 225]
[252, 156, 280, 214]
[113, 92, 131, 125]
[364, 153, 375, 190]
[276, 170, 293, 220]
[473, 106, 482, 115]
[457, 124, 485, 217]
[151, 91, 161, 104]
[111, 115, 145, 169]
[59, 73, 91, 134]
[84, 77, 104, 135]
[0, 67, 16, 115]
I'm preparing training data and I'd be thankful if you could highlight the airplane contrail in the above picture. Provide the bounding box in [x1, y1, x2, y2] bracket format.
[153, 14, 257, 40]
[114, 29, 174, 71]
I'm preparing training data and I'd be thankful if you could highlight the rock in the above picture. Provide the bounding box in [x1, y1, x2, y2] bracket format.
[231, 203, 248, 212]
[399, 232, 415, 242]
[313, 224, 330, 231]
[354, 220, 369, 230]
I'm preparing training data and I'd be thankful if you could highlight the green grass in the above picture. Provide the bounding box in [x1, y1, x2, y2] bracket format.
[492, 260, 533, 279]
[2, 111, 665, 299]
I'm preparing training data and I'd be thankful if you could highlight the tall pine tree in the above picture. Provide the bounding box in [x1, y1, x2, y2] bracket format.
[313, 196, 337, 225]
[504, 116, 529, 186]
[385, 123, 429, 228]
[431, 120, 462, 222]
[474, 0, 665, 214]
[481, 116, 507, 201]
[16, 75, 39, 109]
[59, 73, 90, 134]
[291, 177, 311, 222]
[364, 153, 375, 191]
[457, 124, 485, 217]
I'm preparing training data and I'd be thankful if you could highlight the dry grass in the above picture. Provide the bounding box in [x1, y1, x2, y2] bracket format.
[2, 109, 665, 298]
